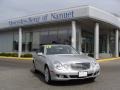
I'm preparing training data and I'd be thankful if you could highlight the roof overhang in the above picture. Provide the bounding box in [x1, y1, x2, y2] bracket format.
[0, 5, 120, 30]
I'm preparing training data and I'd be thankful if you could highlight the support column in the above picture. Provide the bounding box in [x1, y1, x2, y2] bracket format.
[115, 29, 119, 57]
[107, 34, 110, 54]
[18, 27, 22, 58]
[94, 23, 99, 59]
[78, 27, 82, 52]
[71, 21, 77, 49]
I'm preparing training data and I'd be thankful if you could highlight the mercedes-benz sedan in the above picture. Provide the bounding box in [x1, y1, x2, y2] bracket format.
[32, 45, 100, 84]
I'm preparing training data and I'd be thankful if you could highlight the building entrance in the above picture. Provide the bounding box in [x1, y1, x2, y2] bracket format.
[81, 31, 94, 57]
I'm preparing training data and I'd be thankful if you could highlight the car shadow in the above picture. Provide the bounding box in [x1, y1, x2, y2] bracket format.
[50, 79, 95, 86]
[30, 68, 96, 86]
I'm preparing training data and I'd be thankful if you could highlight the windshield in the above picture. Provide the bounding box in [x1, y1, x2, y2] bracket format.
[45, 45, 79, 55]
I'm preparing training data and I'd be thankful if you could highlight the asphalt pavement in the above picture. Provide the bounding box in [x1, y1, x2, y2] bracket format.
[0, 58, 120, 90]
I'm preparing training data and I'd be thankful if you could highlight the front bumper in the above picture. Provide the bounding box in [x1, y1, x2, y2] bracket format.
[50, 66, 100, 81]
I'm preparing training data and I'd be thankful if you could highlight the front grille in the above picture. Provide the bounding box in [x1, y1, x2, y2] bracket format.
[71, 63, 90, 70]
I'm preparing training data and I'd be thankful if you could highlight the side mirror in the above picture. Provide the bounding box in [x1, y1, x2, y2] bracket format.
[37, 52, 43, 56]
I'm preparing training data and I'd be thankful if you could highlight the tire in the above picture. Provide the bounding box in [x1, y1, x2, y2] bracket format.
[44, 66, 51, 84]
[33, 60, 38, 73]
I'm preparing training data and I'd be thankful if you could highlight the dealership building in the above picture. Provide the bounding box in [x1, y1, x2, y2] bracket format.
[0, 5, 120, 59]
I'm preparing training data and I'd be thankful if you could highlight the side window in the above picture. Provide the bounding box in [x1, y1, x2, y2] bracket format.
[40, 46, 44, 53]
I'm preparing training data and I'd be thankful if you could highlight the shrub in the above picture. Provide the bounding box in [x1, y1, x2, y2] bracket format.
[21, 54, 32, 58]
[0, 53, 32, 58]
[11, 53, 18, 57]
[0, 53, 18, 57]
[0, 53, 6, 56]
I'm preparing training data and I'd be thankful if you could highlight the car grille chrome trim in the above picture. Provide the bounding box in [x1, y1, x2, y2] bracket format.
[71, 63, 90, 70]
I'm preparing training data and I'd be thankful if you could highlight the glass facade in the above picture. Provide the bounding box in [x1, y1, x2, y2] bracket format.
[81, 30, 94, 56]
[109, 31, 115, 56]
[100, 35, 107, 53]
[25, 32, 33, 52]
[11, 24, 118, 58]
[13, 32, 18, 51]
[16, 26, 72, 52]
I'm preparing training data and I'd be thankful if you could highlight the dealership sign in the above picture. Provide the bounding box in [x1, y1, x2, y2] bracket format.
[8, 11, 74, 26]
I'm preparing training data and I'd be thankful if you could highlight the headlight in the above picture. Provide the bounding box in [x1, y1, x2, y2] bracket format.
[63, 64, 69, 69]
[54, 61, 69, 70]
[54, 62, 63, 70]
[92, 62, 100, 67]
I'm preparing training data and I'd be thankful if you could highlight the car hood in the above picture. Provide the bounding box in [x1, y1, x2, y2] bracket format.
[46, 54, 95, 64]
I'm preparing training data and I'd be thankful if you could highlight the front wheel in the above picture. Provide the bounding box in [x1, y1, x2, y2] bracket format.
[44, 66, 51, 84]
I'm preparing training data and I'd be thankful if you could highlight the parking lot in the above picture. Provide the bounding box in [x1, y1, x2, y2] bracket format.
[0, 58, 120, 90]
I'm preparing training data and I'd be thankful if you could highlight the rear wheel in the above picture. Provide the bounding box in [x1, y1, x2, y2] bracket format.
[44, 66, 51, 84]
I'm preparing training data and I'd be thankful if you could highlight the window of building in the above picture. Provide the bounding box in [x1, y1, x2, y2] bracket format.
[13, 32, 18, 51]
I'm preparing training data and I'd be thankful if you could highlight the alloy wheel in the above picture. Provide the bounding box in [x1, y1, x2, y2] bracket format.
[44, 67, 51, 83]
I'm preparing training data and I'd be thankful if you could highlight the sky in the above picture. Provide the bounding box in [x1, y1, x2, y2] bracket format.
[0, 0, 120, 21]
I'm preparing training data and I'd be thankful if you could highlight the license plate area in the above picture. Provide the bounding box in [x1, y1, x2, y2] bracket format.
[78, 71, 87, 77]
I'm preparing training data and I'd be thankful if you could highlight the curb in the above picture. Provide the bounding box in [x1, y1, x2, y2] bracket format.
[97, 57, 120, 62]
[0, 56, 33, 60]
[0, 56, 120, 62]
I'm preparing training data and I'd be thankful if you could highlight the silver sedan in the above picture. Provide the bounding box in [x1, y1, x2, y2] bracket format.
[32, 45, 100, 84]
